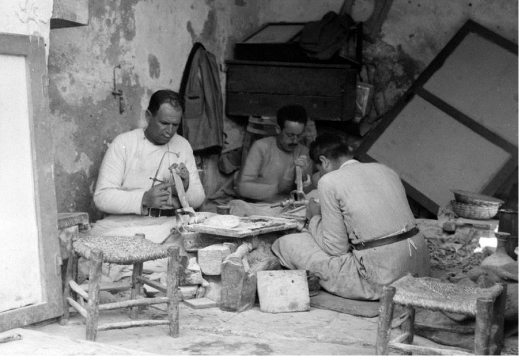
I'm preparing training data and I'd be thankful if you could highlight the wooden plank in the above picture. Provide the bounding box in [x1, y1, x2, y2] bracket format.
[389, 333, 474, 356]
[226, 62, 355, 96]
[97, 320, 170, 332]
[184, 298, 219, 309]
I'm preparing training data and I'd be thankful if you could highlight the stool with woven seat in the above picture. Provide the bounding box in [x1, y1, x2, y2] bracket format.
[376, 274, 507, 355]
[61, 234, 181, 341]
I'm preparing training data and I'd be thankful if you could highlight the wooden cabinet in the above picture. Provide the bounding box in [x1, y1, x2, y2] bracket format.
[225, 60, 357, 121]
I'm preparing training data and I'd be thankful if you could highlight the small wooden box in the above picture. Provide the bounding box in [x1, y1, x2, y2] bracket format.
[226, 60, 357, 121]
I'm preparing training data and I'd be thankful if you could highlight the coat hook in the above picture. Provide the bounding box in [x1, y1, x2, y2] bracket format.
[112, 64, 125, 114]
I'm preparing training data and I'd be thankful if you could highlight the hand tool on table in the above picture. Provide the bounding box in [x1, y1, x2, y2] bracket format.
[169, 165, 197, 233]
[271, 165, 307, 210]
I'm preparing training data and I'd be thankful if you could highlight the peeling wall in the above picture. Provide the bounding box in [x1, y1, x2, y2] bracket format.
[48, 0, 343, 220]
[0, 0, 53, 56]
[47, 0, 517, 221]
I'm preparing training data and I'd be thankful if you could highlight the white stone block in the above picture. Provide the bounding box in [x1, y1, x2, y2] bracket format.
[257, 270, 310, 313]
[198, 244, 231, 275]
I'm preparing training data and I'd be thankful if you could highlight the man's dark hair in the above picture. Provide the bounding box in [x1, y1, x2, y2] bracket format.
[309, 131, 351, 164]
[276, 104, 308, 129]
[147, 90, 184, 115]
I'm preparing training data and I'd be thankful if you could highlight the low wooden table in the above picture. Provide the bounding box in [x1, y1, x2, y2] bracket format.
[185, 215, 298, 238]
[184, 215, 299, 312]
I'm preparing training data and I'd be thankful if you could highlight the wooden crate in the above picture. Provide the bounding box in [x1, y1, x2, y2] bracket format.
[225, 60, 357, 121]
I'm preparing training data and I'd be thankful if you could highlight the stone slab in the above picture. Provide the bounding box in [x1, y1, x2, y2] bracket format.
[0, 328, 155, 355]
[257, 270, 310, 313]
[198, 244, 231, 275]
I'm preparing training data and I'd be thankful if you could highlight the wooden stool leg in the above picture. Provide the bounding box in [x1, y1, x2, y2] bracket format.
[376, 286, 396, 355]
[60, 236, 77, 325]
[130, 262, 144, 319]
[166, 246, 180, 338]
[86, 249, 103, 341]
[475, 297, 494, 355]
[401, 306, 415, 355]
[491, 283, 507, 355]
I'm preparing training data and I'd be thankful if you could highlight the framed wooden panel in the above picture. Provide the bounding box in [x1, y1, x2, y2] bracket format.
[0, 33, 62, 331]
[356, 20, 518, 214]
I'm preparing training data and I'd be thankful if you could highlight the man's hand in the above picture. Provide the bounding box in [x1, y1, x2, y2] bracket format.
[142, 182, 172, 208]
[170, 163, 190, 196]
[306, 197, 321, 220]
[169, 163, 189, 196]
[294, 155, 308, 170]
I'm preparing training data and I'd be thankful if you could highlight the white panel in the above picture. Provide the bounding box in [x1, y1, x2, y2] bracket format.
[368, 96, 511, 209]
[424, 32, 518, 146]
[0, 54, 42, 313]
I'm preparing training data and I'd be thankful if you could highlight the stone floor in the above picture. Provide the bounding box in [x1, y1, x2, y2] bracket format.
[6, 300, 516, 355]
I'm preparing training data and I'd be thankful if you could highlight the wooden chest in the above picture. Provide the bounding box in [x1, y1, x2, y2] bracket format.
[225, 60, 357, 121]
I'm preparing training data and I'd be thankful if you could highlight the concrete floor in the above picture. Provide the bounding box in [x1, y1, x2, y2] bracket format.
[24, 303, 380, 355]
[4, 299, 512, 355]
[0, 303, 519, 356]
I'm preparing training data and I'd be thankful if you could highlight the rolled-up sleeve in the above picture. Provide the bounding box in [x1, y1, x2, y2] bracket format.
[237, 142, 278, 201]
[93, 137, 146, 215]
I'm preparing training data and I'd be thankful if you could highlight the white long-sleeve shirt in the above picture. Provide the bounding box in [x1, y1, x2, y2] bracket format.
[94, 128, 205, 215]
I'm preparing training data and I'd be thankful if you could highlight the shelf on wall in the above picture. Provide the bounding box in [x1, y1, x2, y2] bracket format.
[51, 0, 89, 29]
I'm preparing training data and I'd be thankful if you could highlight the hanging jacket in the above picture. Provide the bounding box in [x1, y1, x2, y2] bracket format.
[179, 42, 224, 153]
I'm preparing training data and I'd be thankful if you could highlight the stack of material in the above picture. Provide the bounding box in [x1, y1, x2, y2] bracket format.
[418, 219, 492, 273]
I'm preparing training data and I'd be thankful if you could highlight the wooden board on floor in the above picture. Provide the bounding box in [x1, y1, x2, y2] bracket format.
[310, 291, 380, 318]
[184, 297, 219, 309]
[0, 328, 156, 355]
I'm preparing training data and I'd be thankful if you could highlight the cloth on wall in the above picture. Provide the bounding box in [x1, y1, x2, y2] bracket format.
[300, 11, 354, 60]
[179, 42, 224, 153]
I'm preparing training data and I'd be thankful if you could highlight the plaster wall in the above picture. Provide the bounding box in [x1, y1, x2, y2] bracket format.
[48, 0, 517, 220]
[367, 0, 518, 111]
[0, 0, 53, 55]
[48, 0, 343, 220]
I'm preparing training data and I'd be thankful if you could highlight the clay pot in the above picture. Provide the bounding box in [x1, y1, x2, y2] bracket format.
[481, 232, 515, 267]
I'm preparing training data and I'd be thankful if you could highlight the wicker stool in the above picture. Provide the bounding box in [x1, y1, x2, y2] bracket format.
[61, 234, 181, 341]
[376, 274, 507, 355]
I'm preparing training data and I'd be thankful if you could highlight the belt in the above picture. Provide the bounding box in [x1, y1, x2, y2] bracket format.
[353, 227, 419, 251]
[147, 208, 176, 217]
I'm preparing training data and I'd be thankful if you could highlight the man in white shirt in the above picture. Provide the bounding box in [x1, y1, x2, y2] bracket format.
[94, 90, 205, 217]
[228, 105, 314, 216]
[88, 90, 207, 287]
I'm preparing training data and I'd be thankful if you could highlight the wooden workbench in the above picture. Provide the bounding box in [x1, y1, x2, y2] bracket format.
[183, 215, 299, 312]
[185, 215, 298, 238]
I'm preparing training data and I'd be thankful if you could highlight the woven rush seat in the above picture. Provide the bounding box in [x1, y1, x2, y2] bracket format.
[375, 274, 507, 355]
[74, 235, 170, 264]
[61, 233, 181, 341]
[391, 274, 503, 316]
